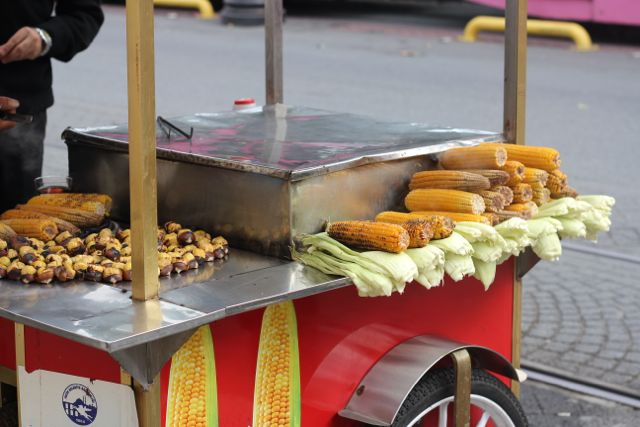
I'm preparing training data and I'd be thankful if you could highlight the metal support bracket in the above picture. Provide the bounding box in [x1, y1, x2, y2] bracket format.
[515, 246, 541, 279]
[110, 328, 196, 389]
[451, 349, 471, 427]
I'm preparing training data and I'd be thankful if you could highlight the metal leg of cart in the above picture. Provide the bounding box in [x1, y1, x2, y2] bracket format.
[503, 0, 528, 399]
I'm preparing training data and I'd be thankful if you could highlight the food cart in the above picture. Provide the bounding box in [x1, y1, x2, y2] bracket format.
[0, 0, 535, 426]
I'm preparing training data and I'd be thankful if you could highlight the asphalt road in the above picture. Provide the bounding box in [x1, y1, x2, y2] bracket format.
[41, 3, 640, 424]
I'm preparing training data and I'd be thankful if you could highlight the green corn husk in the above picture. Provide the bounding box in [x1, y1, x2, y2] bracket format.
[429, 232, 474, 256]
[556, 217, 587, 239]
[444, 253, 475, 282]
[532, 233, 562, 261]
[473, 258, 497, 290]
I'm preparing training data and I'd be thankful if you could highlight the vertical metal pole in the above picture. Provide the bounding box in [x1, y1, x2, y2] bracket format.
[14, 323, 25, 427]
[503, 0, 527, 146]
[126, 0, 160, 302]
[504, 0, 528, 398]
[126, 1, 161, 425]
[451, 350, 471, 427]
[265, 0, 284, 105]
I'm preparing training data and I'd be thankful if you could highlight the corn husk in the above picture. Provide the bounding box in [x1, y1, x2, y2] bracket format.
[429, 232, 474, 256]
[444, 253, 475, 281]
[473, 258, 497, 290]
[406, 246, 446, 289]
[532, 233, 562, 261]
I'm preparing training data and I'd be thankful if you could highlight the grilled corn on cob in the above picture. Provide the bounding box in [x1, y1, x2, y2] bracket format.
[0, 219, 58, 241]
[0, 209, 80, 235]
[409, 170, 490, 192]
[327, 221, 409, 253]
[16, 204, 104, 227]
[405, 189, 485, 215]
[439, 144, 507, 169]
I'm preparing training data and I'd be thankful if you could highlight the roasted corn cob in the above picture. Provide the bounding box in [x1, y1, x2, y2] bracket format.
[27, 193, 112, 213]
[0, 209, 80, 235]
[532, 188, 551, 205]
[327, 221, 409, 253]
[488, 143, 561, 172]
[551, 185, 579, 199]
[400, 219, 434, 248]
[461, 170, 510, 187]
[511, 183, 533, 203]
[409, 170, 490, 192]
[401, 210, 489, 225]
[405, 189, 485, 215]
[504, 202, 539, 219]
[439, 144, 507, 169]
[500, 160, 526, 186]
[492, 186, 514, 205]
[16, 204, 104, 228]
[375, 211, 457, 238]
[478, 190, 506, 213]
[0, 219, 58, 241]
[546, 169, 568, 194]
[482, 213, 500, 226]
[522, 168, 549, 186]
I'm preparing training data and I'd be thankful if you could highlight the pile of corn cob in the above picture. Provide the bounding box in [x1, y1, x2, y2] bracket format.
[0, 221, 229, 285]
[379, 142, 579, 225]
[0, 193, 111, 240]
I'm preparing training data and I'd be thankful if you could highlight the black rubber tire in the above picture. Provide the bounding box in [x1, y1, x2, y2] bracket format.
[391, 368, 528, 427]
[0, 402, 18, 427]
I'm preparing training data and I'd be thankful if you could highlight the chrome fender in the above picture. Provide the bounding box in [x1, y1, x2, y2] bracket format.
[338, 335, 526, 426]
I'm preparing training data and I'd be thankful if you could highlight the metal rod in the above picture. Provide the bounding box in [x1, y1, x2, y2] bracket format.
[503, 0, 528, 145]
[14, 323, 24, 427]
[523, 361, 640, 409]
[126, 0, 160, 301]
[265, 0, 284, 105]
[451, 349, 471, 427]
[504, 0, 528, 398]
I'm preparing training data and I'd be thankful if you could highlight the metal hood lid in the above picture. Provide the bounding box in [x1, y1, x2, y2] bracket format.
[63, 105, 501, 181]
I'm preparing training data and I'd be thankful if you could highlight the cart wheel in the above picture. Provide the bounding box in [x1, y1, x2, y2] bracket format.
[390, 368, 528, 427]
[0, 402, 18, 427]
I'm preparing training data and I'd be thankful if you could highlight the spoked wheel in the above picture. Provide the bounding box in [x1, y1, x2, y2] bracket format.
[391, 369, 528, 427]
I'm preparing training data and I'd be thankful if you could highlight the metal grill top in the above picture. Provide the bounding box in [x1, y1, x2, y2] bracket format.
[63, 106, 500, 181]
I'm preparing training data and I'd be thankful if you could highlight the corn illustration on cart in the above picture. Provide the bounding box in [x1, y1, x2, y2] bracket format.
[0, 0, 534, 426]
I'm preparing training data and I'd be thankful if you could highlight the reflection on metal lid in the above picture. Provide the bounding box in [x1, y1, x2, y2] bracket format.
[64, 105, 501, 181]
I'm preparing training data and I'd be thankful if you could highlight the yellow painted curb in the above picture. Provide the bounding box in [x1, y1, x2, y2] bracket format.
[460, 16, 595, 52]
[154, 0, 216, 19]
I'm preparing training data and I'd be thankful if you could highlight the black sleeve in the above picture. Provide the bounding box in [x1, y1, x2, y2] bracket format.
[38, 0, 104, 63]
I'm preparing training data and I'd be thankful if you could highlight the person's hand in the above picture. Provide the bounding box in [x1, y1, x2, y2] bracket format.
[0, 27, 43, 64]
[0, 97, 20, 131]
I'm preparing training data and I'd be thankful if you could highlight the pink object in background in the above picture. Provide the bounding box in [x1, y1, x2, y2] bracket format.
[469, 0, 640, 26]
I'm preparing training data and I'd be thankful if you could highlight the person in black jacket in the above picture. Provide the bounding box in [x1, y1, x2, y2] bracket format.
[0, 1, 104, 212]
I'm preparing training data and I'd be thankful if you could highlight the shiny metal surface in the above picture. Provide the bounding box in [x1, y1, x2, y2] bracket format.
[65, 106, 500, 257]
[338, 335, 520, 426]
[0, 250, 349, 356]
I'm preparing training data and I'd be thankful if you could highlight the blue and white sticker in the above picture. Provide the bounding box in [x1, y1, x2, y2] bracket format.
[61, 383, 98, 425]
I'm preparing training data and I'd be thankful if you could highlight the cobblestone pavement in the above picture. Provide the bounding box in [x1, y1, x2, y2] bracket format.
[521, 380, 640, 426]
[523, 250, 640, 391]
[40, 1, 640, 412]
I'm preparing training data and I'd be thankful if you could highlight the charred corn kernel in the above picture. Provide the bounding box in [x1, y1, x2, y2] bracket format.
[546, 169, 567, 193]
[375, 211, 456, 238]
[495, 210, 526, 221]
[460, 169, 510, 187]
[522, 168, 549, 186]
[488, 143, 561, 172]
[390, 210, 489, 225]
[401, 219, 434, 248]
[408, 170, 491, 192]
[166, 325, 217, 427]
[0, 209, 80, 235]
[254, 301, 300, 427]
[482, 213, 500, 225]
[478, 190, 506, 213]
[499, 160, 526, 186]
[492, 186, 514, 205]
[439, 144, 507, 169]
[551, 185, 579, 199]
[0, 219, 58, 241]
[16, 204, 103, 228]
[26, 193, 112, 213]
[405, 189, 485, 215]
[504, 202, 539, 219]
[510, 183, 533, 203]
[327, 221, 409, 253]
[532, 188, 551, 205]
